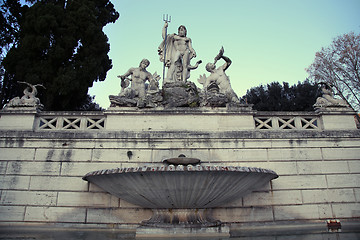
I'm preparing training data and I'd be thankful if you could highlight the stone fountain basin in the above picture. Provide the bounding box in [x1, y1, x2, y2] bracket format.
[83, 165, 278, 209]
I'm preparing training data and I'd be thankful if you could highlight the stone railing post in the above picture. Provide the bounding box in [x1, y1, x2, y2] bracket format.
[316, 107, 357, 130]
[0, 108, 38, 130]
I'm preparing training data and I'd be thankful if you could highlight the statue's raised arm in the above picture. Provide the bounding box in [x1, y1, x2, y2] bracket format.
[213, 47, 231, 71]
[162, 22, 169, 40]
[158, 22, 198, 83]
[198, 47, 239, 105]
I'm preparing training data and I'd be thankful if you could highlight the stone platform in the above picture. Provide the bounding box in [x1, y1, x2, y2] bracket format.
[0, 106, 359, 236]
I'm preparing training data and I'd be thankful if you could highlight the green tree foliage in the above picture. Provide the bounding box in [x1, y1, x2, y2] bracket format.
[0, 0, 22, 55]
[241, 81, 322, 111]
[0, 0, 27, 106]
[1, 0, 119, 110]
[307, 32, 360, 112]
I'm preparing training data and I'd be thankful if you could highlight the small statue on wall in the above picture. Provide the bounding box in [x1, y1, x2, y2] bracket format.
[5, 81, 45, 110]
[198, 47, 239, 106]
[314, 82, 349, 108]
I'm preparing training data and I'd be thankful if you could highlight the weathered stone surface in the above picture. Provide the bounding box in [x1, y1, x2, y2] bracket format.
[242, 190, 302, 206]
[25, 207, 86, 222]
[326, 174, 360, 188]
[302, 189, 356, 203]
[331, 203, 360, 218]
[0, 148, 35, 161]
[0, 176, 30, 190]
[92, 148, 153, 162]
[253, 162, 298, 175]
[208, 148, 268, 162]
[297, 161, 350, 174]
[319, 112, 357, 130]
[29, 176, 88, 191]
[349, 160, 360, 173]
[354, 188, 360, 202]
[6, 162, 61, 175]
[143, 90, 163, 108]
[272, 175, 327, 190]
[87, 208, 152, 224]
[88, 183, 107, 193]
[0, 206, 25, 221]
[61, 162, 121, 177]
[199, 91, 228, 107]
[35, 148, 92, 162]
[162, 82, 199, 107]
[109, 95, 137, 107]
[0, 191, 57, 206]
[0, 109, 359, 228]
[213, 207, 274, 222]
[106, 110, 255, 131]
[0, 111, 37, 130]
[322, 147, 360, 160]
[267, 148, 323, 161]
[57, 192, 119, 207]
[0, 162, 6, 174]
[274, 204, 332, 220]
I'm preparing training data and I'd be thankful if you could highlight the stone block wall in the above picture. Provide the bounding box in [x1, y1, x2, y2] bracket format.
[1, 128, 360, 227]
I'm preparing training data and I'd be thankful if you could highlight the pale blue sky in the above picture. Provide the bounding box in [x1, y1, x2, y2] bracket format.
[89, 0, 360, 108]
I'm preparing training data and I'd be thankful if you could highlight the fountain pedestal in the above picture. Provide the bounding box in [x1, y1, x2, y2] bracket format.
[137, 208, 230, 237]
[141, 208, 219, 228]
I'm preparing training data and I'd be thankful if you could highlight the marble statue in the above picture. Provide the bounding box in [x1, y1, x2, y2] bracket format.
[5, 81, 45, 109]
[173, 60, 202, 82]
[108, 21, 246, 109]
[110, 59, 162, 108]
[158, 22, 198, 83]
[117, 59, 153, 99]
[198, 47, 239, 103]
[314, 82, 349, 108]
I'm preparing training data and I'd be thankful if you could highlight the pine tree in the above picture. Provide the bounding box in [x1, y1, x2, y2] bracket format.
[1, 0, 119, 110]
[242, 81, 322, 111]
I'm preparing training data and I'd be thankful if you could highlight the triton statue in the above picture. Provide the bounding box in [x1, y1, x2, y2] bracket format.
[198, 47, 240, 104]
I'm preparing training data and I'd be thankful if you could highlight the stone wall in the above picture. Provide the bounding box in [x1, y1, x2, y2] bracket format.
[0, 108, 359, 229]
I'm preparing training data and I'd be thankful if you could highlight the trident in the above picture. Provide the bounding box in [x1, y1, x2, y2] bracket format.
[162, 14, 171, 84]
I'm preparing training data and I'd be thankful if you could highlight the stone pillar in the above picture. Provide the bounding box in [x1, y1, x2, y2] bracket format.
[316, 107, 357, 130]
[0, 108, 38, 130]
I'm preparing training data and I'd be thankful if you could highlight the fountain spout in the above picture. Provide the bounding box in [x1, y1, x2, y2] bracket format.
[163, 154, 201, 165]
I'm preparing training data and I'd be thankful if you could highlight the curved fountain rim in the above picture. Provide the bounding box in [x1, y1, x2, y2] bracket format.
[82, 165, 278, 181]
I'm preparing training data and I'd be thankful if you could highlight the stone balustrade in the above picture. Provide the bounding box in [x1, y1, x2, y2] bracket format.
[0, 107, 357, 131]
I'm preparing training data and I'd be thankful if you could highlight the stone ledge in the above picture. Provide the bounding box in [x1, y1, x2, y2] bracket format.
[230, 220, 360, 237]
[105, 106, 254, 114]
[0, 220, 359, 238]
[136, 225, 230, 238]
[1, 129, 360, 140]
